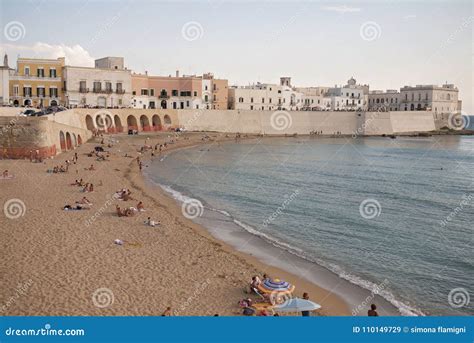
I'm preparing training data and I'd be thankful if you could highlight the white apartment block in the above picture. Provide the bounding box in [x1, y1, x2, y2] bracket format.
[228, 77, 303, 111]
[325, 78, 368, 111]
[368, 84, 461, 114]
[63, 57, 132, 108]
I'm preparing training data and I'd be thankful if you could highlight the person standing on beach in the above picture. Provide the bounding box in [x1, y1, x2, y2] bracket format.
[162, 307, 172, 316]
[301, 292, 310, 317]
[368, 304, 379, 316]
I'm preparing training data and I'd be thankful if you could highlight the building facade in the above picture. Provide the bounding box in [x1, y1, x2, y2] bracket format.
[131, 71, 228, 110]
[325, 77, 368, 111]
[228, 77, 302, 111]
[9, 57, 65, 107]
[368, 84, 461, 113]
[63, 57, 132, 108]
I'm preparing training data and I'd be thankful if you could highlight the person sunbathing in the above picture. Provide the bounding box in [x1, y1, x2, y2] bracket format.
[82, 183, 90, 193]
[144, 217, 159, 227]
[116, 205, 124, 217]
[2, 170, 9, 178]
[77, 197, 92, 205]
[136, 201, 145, 212]
[88, 184, 94, 192]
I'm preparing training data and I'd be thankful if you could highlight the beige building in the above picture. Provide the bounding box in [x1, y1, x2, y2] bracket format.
[9, 56, 65, 107]
[63, 57, 132, 108]
[368, 84, 461, 114]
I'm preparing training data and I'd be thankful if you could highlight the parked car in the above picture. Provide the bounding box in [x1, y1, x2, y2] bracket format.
[21, 109, 36, 116]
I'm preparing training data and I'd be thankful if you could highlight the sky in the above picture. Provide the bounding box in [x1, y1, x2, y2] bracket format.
[0, 0, 472, 113]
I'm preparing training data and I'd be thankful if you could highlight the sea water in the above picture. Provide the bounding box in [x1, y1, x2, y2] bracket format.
[144, 135, 473, 316]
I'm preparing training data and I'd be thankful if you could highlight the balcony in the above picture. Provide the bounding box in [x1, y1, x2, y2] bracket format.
[159, 94, 170, 99]
[93, 89, 113, 94]
[79, 88, 89, 93]
[116, 89, 125, 94]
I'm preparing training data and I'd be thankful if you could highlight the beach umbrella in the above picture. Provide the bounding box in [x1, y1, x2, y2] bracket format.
[273, 298, 321, 312]
[257, 278, 295, 295]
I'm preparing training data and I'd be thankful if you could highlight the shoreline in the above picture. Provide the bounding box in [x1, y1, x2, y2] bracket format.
[128, 133, 352, 316]
[140, 135, 406, 316]
[0, 131, 405, 316]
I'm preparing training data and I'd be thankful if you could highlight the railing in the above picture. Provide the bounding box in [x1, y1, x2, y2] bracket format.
[116, 89, 125, 94]
[159, 94, 170, 99]
[79, 88, 89, 93]
[93, 89, 113, 94]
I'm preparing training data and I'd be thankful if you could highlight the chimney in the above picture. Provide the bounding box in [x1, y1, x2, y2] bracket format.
[176, 70, 179, 78]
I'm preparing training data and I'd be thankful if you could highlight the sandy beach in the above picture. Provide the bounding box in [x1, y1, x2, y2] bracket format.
[0, 131, 350, 316]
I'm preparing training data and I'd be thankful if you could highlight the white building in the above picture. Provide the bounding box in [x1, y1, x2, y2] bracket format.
[368, 84, 461, 114]
[228, 77, 303, 111]
[0, 54, 12, 106]
[326, 77, 368, 111]
[63, 57, 132, 108]
[295, 87, 331, 111]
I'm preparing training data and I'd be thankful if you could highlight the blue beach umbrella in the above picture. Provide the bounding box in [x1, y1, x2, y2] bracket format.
[257, 278, 295, 295]
[273, 298, 322, 312]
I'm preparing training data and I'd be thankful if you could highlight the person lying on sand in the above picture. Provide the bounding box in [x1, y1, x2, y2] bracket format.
[3, 170, 9, 178]
[63, 204, 90, 211]
[76, 197, 92, 205]
[136, 201, 145, 212]
[85, 164, 95, 171]
[144, 217, 159, 227]
[161, 307, 172, 316]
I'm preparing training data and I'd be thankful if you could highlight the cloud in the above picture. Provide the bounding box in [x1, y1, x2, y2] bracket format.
[0, 42, 94, 67]
[322, 5, 361, 13]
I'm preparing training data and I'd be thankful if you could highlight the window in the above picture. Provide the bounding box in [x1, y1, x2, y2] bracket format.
[79, 81, 87, 92]
[204, 95, 209, 102]
[238, 97, 244, 103]
[93, 82, 101, 92]
[37, 68, 44, 77]
[37, 87, 45, 98]
[24, 67, 30, 76]
[262, 98, 265, 103]
[213, 95, 216, 101]
[118, 99, 123, 105]
[213, 84, 216, 91]
[150, 89, 155, 96]
[269, 98, 272, 103]
[23, 87, 32, 97]
[250, 97, 254, 103]
[278, 90, 281, 94]
[141, 89, 148, 96]
[116, 83, 123, 93]
[105, 82, 112, 92]
[186, 101, 190, 107]
[172, 90, 178, 96]
[250, 105, 253, 110]
[205, 85, 208, 91]
[180, 102, 184, 109]
[194, 91, 197, 97]
[132, 91, 136, 95]
[13, 85, 19, 96]
[49, 69, 57, 78]
[50, 87, 58, 97]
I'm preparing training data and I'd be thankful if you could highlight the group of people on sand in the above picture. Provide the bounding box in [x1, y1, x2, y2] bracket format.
[115, 201, 145, 217]
[115, 188, 134, 201]
[50, 165, 68, 173]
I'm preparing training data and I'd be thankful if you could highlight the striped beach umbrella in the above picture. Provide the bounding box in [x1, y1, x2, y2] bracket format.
[257, 278, 295, 295]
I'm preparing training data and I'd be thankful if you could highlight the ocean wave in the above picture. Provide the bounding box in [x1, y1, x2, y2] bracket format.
[158, 183, 425, 317]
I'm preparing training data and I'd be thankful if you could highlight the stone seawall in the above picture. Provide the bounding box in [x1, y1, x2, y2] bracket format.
[177, 109, 436, 135]
[0, 115, 91, 159]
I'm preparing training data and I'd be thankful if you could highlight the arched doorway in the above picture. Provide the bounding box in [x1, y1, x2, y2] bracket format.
[164, 115, 172, 126]
[160, 100, 167, 109]
[85, 115, 95, 131]
[140, 115, 151, 131]
[410, 104, 415, 111]
[152, 115, 162, 131]
[59, 131, 66, 152]
[114, 115, 123, 132]
[51, 100, 58, 106]
[77, 134, 82, 145]
[72, 133, 77, 147]
[127, 115, 138, 131]
[65, 132, 72, 150]
[13, 100, 19, 106]
[24, 99, 31, 106]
